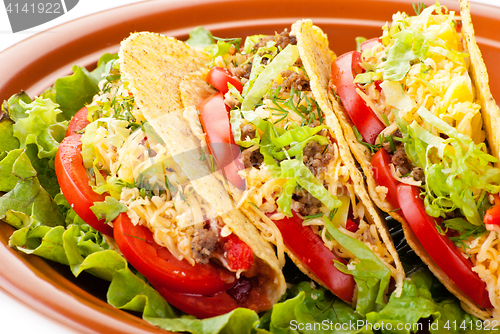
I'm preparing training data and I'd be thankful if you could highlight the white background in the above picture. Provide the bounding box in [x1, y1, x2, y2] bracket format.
[0, 0, 498, 333]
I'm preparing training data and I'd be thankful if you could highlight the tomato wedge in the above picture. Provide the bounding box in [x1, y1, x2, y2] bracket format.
[55, 134, 113, 236]
[345, 219, 359, 233]
[330, 51, 385, 145]
[198, 92, 245, 189]
[218, 233, 254, 271]
[371, 149, 400, 210]
[397, 184, 492, 309]
[65, 106, 90, 137]
[272, 212, 355, 302]
[205, 67, 243, 94]
[113, 213, 237, 296]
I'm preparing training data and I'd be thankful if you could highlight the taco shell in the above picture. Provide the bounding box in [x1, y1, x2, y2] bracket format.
[119, 32, 286, 307]
[328, 0, 500, 320]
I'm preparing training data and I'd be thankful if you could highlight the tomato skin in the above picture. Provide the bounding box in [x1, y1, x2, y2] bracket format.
[272, 212, 355, 302]
[113, 213, 238, 296]
[65, 106, 90, 137]
[55, 134, 113, 236]
[345, 219, 359, 233]
[484, 203, 500, 230]
[397, 184, 492, 309]
[219, 233, 254, 271]
[205, 67, 243, 94]
[360, 38, 382, 51]
[198, 92, 246, 189]
[371, 149, 400, 210]
[154, 285, 239, 319]
[330, 51, 385, 145]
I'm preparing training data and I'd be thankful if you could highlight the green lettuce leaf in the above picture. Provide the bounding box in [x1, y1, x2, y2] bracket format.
[0, 150, 64, 228]
[366, 269, 490, 334]
[54, 53, 118, 119]
[0, 117, 20, 154]
[267, 282, 364, 334]
[1, 91, 32, 122]
[55, 65, 100, 119]
[0, 149, 24, 193]
[12, 97, 67, 159]
[186, 26, 215, 49]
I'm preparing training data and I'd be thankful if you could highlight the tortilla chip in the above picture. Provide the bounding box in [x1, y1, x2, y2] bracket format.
[293, 19, 405, 294]
[119, 32, 286, 306]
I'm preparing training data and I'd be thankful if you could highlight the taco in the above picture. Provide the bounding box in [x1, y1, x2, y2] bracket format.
[179, 21, 405, 314]
[328, 0, 500, 319]
[54, 31, 286, 318]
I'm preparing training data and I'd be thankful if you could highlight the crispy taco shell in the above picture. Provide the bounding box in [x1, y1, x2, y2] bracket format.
[329, 0, 500, 320]
[118, 32, 286, 309]
[179, 21, 405, 305]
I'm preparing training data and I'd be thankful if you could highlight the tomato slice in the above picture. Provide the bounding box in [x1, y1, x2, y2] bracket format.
[397, 184, 492, 309]
[371, 149, 400, 210]
[272, 212, 355, 302]
[154, 285, 239, 319]
[330, 51, 385, 145]
[205, 67, 243, 94]
[198, 92, 245, 189]
[65, 106, 90, 137]
[360, 38, 382, 51]
[113, 213, 237, 296]
[55, 135, 113, 236]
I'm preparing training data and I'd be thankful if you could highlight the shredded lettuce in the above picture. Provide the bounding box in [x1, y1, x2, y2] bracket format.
[405, 107, 500, 225]
[325, 220, 391, 316]
[279, 159, 341, 216]
[384, 30, 429, 81]
[241, 44, 299, 113]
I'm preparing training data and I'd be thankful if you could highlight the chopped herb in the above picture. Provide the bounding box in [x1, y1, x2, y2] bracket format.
[353, 126, 381, 153]
[208, 154, 216, 172]
[212, 36, 242, 50]
[303, 212, 324, 222]
[269, 87, 322, 126]
[412, 2, 426, 16]
[164, 175, 178, 194]
[381, 114, 390, 127]
[328, 207, 338, 221]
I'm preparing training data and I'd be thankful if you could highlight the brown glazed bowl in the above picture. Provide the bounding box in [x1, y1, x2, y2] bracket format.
[1, 0, 500, 333]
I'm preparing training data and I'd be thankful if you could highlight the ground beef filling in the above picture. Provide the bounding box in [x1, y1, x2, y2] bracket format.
[280, 70, 310, 92]
[302, 139, 334, 177]
[241, 123, 256, 140]
[293, 189, 322, 216]
[240, 124, 264, 169]
[253, 29, 297, 51]
[382, 131, 425, 182]
[191, 228, 218, 264]
[242, 147, 264, 169]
